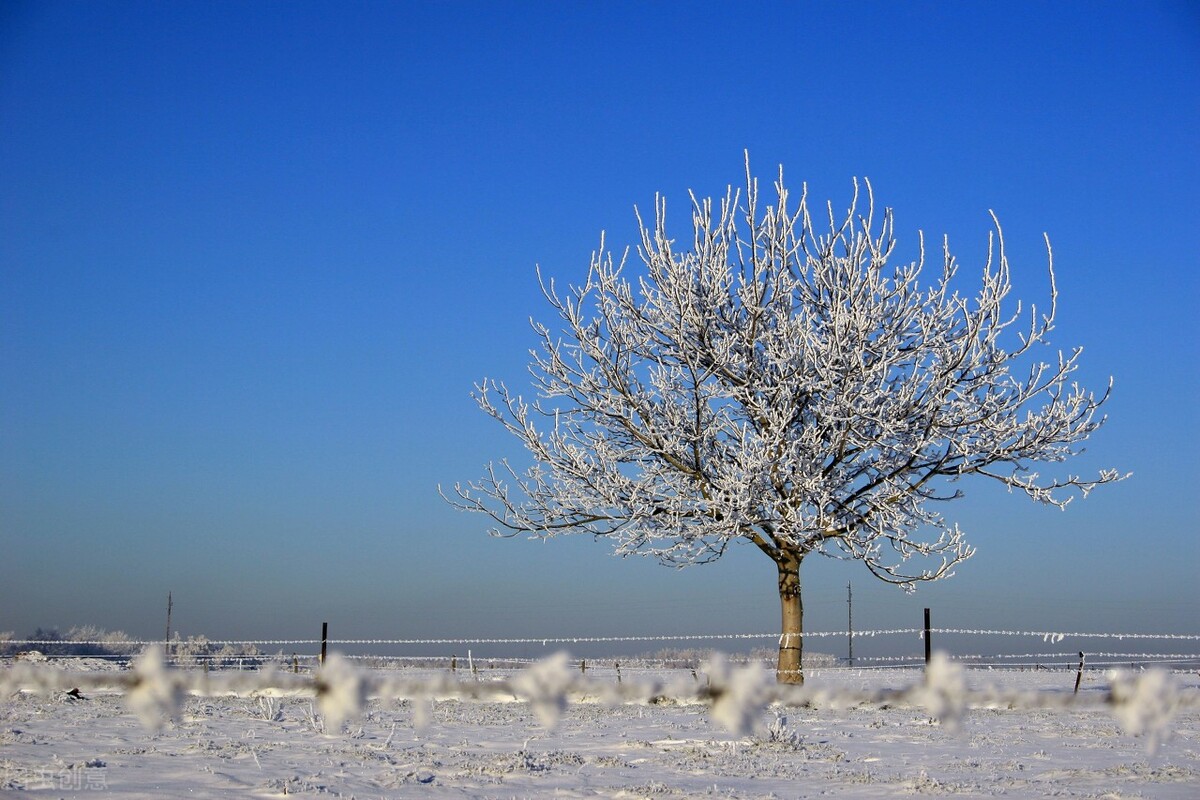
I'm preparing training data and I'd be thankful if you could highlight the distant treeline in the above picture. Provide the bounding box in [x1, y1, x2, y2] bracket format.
[0, 626, 268, 667]
[0, 626, 141, 657]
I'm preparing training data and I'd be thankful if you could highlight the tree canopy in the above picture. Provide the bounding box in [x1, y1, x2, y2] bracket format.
[446, 158, 1123, 681]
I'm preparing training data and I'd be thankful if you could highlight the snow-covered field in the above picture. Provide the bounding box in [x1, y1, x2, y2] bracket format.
[2, 661, 1198, 798]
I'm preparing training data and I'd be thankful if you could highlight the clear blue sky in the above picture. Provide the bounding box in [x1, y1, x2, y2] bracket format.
[2, 1, 1197, 654]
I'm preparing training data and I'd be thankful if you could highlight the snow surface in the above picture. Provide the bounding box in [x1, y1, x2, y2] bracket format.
[2, 663, 1198, 798]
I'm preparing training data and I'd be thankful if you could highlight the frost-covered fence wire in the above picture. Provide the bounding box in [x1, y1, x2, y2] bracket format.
[2, 650, 1197, 750]
[9, 627, 1200, 649]
[8, 628, 1200, 671]
[926, 629, 1200, 643]
[4, 631, 848, 649]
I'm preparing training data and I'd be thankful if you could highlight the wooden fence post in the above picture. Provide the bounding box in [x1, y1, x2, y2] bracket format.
[847, 581, 854, 667]
[1074, 652, 1086, 694]
[923, 608, 932, 667]
[320, 622, 328, 666]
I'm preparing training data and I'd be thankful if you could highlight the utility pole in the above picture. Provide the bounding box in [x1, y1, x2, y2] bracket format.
[847, 581, 854, 667]
[164, 592, 173, 658]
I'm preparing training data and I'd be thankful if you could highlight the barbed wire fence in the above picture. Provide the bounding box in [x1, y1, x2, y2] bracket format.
[5, 625, 1200, 671]
[2, 646, 1198, 753]
[5, 617, 1200, 753]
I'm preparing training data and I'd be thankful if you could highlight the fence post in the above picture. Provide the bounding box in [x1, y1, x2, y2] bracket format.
[847, 581, 854, 667]
[320, 622, 328, 667]
[923, 608, 932, 667]
[1074, 652, 1086, 694]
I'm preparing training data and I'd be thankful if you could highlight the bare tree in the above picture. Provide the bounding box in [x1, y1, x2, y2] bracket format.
[445, 157, 1124, 683]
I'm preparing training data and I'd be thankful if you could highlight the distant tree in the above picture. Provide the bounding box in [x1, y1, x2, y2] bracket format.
[29, 627, 64, 655]
[17, 625, 139, 658]
[445, 158, 1124, 683]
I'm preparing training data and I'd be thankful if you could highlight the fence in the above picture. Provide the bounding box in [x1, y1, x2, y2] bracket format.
[6, 620, 1200, 672]
[5, 616, 1200, 749]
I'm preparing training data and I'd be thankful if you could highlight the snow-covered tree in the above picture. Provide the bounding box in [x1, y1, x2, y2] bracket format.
[445, 158, 1123, 683]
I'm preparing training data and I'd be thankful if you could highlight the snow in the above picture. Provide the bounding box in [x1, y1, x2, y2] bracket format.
[2, 660, 1198, 798]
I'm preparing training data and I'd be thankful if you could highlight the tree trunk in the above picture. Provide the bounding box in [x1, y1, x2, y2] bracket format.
[776, 554, 804, 684]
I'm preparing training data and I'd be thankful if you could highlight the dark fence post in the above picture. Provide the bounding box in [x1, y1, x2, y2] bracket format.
[847, 581, 854, 667]
[320, 622, 328, 666]
[1074, 652, 1086, 694]
[923, 608, 932, 666]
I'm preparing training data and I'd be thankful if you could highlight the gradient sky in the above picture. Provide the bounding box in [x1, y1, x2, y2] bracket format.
[2, 1, 1198, 655]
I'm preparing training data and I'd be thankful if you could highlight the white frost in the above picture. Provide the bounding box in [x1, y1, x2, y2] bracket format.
[911, 652, 967, 730]
[704, 653, 769, 736]
[315, 653, 365, 732]
[1110, 668, 1179, 753]
[125, 647, 183, 731]
[510, 651, 573, 728]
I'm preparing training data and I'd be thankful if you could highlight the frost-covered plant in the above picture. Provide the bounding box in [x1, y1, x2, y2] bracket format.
[315, 653, 364, 732]
[302, 701, 325, 734]
[912, 652, 967, 731]
[1110, 668, 1179, 753]
[704, 654, 769, 735]
[168, 634, 266, 669]
[169, 634, 211, 666]
[510, 651, 573, 728]
[763, 712, 803, 748]
[254, 695, 284, 722]
[446, 155, 1124, 683]
[126, 647, 183, 731]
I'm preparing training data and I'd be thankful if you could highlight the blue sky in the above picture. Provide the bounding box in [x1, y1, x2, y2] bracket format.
[2, 1, 1198, 656]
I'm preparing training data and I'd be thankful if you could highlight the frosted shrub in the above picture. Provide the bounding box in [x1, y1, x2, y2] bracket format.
[126, 648, 183, 731]
[315, 654, 364, 732]
[912, 653, 967, 731]
[704, 654, 769, 735]
[1110, 669, 1180, 753]
[763, 713, 803, 748]
[510, 651, 573, 728]
[254, 695, 284, 722]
